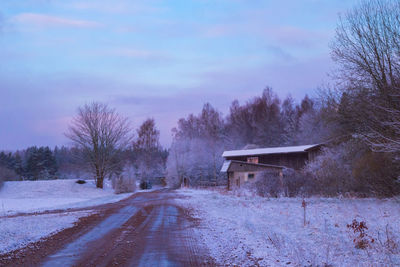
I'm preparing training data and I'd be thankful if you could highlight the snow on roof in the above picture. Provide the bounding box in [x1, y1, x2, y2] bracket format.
[220, 160, 283, 173]
[220, 160, 231, 172]
[222, 144, 320, 158]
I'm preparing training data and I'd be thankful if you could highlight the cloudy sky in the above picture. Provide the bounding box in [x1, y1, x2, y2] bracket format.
[0, 0, 358, 150]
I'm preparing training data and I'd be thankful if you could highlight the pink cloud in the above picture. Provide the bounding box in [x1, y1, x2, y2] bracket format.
[112, 48, 160, 58]
[262, 26, 331, 48]
[65, 1, 163, 14]
[32, 116, 72, 136]
[13, 13, 100, 28]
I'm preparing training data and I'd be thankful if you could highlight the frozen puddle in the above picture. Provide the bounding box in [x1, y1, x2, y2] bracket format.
[42, 205, 138, 267]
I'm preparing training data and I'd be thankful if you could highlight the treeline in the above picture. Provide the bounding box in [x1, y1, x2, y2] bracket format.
[0, 146, 91, 181]
[0, 118, 168, 184]
[166, 88, 325, 188]
[0, 147, 57, 180]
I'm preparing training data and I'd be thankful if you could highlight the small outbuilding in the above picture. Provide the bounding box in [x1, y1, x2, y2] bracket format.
[221, 144, 322, 190]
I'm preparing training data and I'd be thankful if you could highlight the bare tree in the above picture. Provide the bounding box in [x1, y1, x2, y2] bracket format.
[134, 118, 160, 151]
[66, 102, 132, 188]
[133, 118, 166, 182]
[331, 0, 400, 153]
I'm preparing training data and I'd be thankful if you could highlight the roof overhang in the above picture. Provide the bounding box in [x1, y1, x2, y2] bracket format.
[220, 160, 284, 173]
[222, 144, 322, 158]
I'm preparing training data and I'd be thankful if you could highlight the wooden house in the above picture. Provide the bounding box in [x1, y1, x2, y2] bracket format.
[221, 144, 322, 190]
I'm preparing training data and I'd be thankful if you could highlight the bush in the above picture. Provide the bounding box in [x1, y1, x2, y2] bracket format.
[304, 144, 353, 197]
[249, 142, 400, 198]
[112, 175, 136, 194]
[76, 179, 86, 184]
[347, 219, 374, 249]
[253, 171, 283, 198]
[282, 168, 314, 197]
[352, 152, 400, 197]
[252, 169, 311, 198]
[112, 166, 136, 194]
[305, 141, 400, 197]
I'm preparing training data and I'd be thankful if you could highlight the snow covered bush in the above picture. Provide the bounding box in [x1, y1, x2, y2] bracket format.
[304, 145, 352, 196]
[252, 169, 311, 198]
[253, 171, 283, 197]
[112, 166, 136, 194]
[305, 142, 400, 197]
[282, 168, 314, 197]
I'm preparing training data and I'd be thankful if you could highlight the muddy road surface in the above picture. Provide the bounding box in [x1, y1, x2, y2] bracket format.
[1, 189, 214, 267]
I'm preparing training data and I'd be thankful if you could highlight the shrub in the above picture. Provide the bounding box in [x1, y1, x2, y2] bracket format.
[253, 171, 283, 198]
[112, 166, 136, 194]
[347, 219, 374, 249]
[352, 152, 400, 197]
[282, 168, 313, 197]
[76, 179, 86, 184]
[305, 141, 400, 197]
[252, 169, 312, 198]
[113, 175, 136, 194]
[304, 145, 353, 196]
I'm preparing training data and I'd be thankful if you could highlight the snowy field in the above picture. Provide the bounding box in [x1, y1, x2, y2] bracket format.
[0, 210, 92, 254]
[177, 189, 400, 266]
[0, 179, 133, 216]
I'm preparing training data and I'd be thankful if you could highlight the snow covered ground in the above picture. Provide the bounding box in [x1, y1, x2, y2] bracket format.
[177, 189, 400, 266]
[0, 210, 92, 254]
[0, 179, 133, 216]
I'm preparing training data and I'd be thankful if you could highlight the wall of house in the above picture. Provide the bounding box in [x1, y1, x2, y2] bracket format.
[228, 171, 259, 189]
[227, 165, 282, 190]
[226, 152, 309, 170]
[307, 147, 322, 162]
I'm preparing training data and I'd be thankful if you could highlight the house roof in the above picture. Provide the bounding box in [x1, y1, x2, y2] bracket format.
[222, 144, 321, 158]
[220, 160, 232, 172]
[220, 160, 284, 173]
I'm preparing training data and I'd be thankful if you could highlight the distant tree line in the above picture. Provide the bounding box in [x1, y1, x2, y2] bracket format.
[0, 116, 167, 188]
[0, 147, 57, 181]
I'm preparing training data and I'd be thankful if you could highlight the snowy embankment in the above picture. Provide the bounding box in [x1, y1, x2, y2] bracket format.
[177, 189, 400, 266]
[0, 210, 92, 254]
[0, 179, 133, 216]
[0, 179, 133, 255]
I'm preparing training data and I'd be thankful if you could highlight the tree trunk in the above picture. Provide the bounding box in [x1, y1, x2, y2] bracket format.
[95, 165, 103, 188]
[96, 175, 104, 188]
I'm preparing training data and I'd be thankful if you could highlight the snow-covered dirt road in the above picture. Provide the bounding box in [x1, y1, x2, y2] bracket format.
[0, 189, 213, 267]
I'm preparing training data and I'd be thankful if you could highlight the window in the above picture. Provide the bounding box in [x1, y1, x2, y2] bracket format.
[248, 173, 255, 179]
[247, 157, 259, 164]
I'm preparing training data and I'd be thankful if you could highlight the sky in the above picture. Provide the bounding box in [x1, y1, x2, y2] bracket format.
[0, 0, 358, 150]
